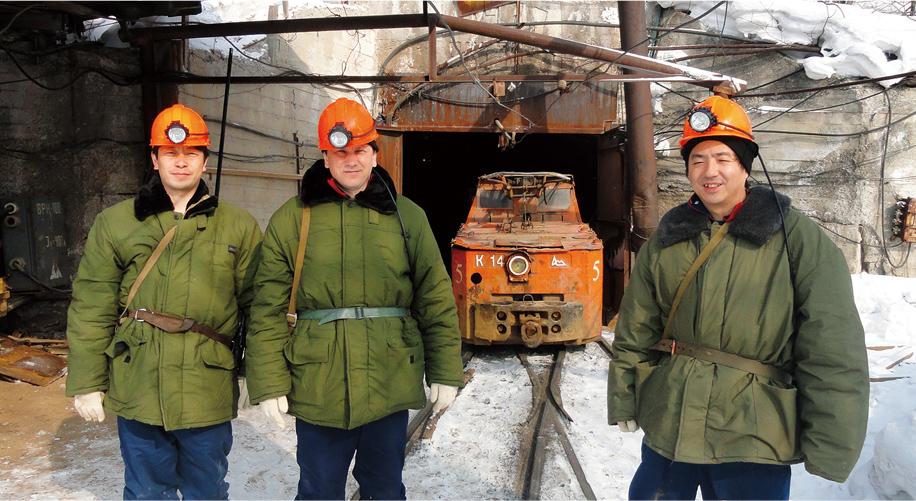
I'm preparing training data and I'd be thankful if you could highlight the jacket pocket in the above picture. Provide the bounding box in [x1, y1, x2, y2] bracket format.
[752, 379, 799, 461]
[200, 340, 236, 370]
[283, 335, 331, 406]
[104, 325, 151, 406]
[385, 336, 425, 410]
[635, 358, 680, 448]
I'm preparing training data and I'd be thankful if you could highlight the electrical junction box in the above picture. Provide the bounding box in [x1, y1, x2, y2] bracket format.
[892, 197, 916, 243]
[1, 197, 70, 292]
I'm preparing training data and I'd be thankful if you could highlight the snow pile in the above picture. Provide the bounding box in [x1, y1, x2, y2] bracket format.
[870, 413, 916, 499]
[852, 272, 916, 347]
[791, 273, 916, 499]
[658, 0, 916, 87]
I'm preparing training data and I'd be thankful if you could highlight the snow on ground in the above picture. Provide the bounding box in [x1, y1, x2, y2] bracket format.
[403, 349, 532, 499]
[658, 0, 916, 87]
[1, 273, 914, 499]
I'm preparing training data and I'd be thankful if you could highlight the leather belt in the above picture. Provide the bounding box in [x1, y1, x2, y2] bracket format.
[650, 338, 792, 385]
[295, 306, 409, 326]
[120, 308, 232, 350]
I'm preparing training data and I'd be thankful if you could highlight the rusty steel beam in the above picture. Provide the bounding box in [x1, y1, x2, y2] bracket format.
[127, 14, 429, 43]
[619, 1, 659, 248]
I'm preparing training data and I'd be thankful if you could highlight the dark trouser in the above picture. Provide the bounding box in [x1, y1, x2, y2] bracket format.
[629, 442, 791, 500]
[117, 417, 232, 500]
[295, 411, 408, 500]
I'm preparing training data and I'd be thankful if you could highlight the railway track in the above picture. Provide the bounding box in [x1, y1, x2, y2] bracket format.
[354, 343, 606, 500]
[516, 347, 596, 500]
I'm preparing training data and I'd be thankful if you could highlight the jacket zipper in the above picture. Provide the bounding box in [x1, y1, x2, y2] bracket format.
[340, 201, 351, 427]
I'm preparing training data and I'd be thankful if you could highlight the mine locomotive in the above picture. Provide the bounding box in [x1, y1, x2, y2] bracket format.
[451, 172, 603, 348]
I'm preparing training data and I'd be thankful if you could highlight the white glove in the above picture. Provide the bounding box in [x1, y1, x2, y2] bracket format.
[238, 377, 252, 409]
[618, 420, 639, 433]
[74, 391, 106, 423]
[429, 383, 458, 413]
[260, 396, 288, 429]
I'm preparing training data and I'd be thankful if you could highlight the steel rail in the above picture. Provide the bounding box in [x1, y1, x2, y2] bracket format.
[516, 347, 594, 499]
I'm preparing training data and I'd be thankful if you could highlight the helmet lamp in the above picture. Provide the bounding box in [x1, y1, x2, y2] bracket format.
[687, 107, 716, 133]
[328, 124, 352, 149]
[166, 122, 189, 144]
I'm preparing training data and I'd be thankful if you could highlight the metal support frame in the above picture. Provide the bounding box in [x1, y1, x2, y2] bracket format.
[619, 1, 659, 248]
[127, 12, 746, 93]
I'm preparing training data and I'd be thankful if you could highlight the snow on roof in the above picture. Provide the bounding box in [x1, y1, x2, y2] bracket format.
[659, 0, 916, 87]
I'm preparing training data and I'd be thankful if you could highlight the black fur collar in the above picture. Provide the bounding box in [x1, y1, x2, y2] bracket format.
[656, 186, 791, 248]
[134, 176, 217, 221]
[299, 159, 398, 214]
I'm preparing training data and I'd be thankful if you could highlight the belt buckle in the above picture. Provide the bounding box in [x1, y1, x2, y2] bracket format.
[286, 312, 298, 328]
[133, 308, 148, 322]
[354, 306, 365, 320]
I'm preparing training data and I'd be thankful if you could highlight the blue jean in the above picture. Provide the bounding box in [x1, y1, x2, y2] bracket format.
[295, 411, 408, 500]
[117, 417, 232, 500]
[629, 442, 791, 500]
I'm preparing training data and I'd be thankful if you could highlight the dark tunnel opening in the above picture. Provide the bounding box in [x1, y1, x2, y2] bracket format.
[401, 132, 600, 264]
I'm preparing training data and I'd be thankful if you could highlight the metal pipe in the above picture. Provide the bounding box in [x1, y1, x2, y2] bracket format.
[619, 1, 659, 248]
[433, 13, 743, 92]
[215, 49, 233, 197]
[151, 72, 683, 84]
[128, 12, 744, 92]
[670, 45, 821, 62]
[127, 14, 429, 43]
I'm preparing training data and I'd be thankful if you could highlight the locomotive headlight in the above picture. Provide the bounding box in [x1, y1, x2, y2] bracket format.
[507, 254, 530, 276]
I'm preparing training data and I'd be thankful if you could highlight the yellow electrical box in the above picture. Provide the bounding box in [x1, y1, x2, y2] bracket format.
[0, 276, 9, 318]
[893, 197, 916, 243]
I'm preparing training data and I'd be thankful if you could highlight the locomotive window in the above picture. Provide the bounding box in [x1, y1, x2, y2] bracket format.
[478, 190, 512, 209]
[538, 187, 571, 210]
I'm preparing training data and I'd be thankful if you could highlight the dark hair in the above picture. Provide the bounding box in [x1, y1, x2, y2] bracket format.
[152, 146, 210, 158]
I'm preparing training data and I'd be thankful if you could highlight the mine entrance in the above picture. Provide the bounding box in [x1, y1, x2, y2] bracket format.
[394, 131, 626, 320]
[400, 132, 598, 261]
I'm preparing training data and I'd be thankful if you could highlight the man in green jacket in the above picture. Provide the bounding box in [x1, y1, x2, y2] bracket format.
[608, 95, 869, 500]
[246, 98, 463, 500]
[66, 104, 262, 500]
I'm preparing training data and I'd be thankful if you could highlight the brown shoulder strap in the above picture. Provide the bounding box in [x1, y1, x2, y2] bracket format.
[121, 225, 177, 318]
[120, 195, 211, 318]
[662, 222, 730, 340]
[286, 206, 311, 330]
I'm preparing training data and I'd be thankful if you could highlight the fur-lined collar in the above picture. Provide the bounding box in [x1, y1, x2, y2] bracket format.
[656, 186, 791, 248]
[299, 160, 398, 214]
[134, 176, 217, 221]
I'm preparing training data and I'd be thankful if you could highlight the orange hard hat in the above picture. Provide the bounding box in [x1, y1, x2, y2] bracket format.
[317, 98, 378, 151]
[679, 95, 754, 149]
[150, 104, 210, 148]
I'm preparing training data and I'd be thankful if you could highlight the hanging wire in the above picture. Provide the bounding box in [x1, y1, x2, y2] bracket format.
[877, 89, 912, 269]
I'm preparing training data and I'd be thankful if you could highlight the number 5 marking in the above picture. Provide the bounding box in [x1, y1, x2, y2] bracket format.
[592, 260, 600, 281]
[455, 263, 464, 284]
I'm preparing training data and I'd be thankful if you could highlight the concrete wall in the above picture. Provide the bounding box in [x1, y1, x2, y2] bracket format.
[0, 41, 146, 335]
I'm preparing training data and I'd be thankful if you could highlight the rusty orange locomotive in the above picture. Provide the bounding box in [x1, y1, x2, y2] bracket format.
[451, 172, 603, 348]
